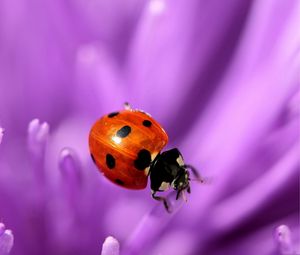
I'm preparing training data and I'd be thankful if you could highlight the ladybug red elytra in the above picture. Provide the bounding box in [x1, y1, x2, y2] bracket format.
[88, 103, 202, 212]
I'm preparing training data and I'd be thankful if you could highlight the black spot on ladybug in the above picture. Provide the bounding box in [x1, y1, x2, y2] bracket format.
[134, 149, 152, 170]
[91, 154, 96, 164]
[115, 179, 124, 185]
[143, 120, 152, 127]
[106, 154, 115, 169]
[116, 125, 131, 138]
[108, 112, 119, 118]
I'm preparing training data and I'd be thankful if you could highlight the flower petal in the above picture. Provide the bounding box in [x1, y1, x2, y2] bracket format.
[0, 228, 14, 255]
[27, 118, 49, 157]
[59, 147, 82, 205]
[123, 191, 185, 255]
[275, 225, 295, 255]
[211, 143, 299, 231]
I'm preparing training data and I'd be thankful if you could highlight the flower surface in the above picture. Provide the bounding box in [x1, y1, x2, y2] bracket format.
[0, 0, 299, 254]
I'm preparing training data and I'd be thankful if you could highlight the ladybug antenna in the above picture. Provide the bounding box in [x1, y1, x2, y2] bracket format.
[189, 178, 205, 183]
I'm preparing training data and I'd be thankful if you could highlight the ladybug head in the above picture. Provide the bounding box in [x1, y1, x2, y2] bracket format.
[149, 148, 191, 194]
[150, 148, 203, 211]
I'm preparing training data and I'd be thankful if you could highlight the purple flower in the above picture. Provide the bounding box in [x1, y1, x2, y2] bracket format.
[0, 0, 299, 254]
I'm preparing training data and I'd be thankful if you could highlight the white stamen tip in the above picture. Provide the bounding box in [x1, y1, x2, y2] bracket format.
[27, 119, 50, 155]
[35, 123, 49, 143]
[28, 119, 49, 142]
[59, 147, 81, 177]
[60, 148, 72, 159]
[28, 118, 40, 134]
[275, 225, 295, 254]
[101, 236, 120, 255]
[0, 229, 14, 255]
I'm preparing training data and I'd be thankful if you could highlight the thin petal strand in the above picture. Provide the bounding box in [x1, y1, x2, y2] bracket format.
[0, 228, 14, 255]
[0, 223, 5, 236]
[0, 127, 3, 144]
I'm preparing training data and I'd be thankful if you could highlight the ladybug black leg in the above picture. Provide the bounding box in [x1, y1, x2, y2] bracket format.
[176, 190, 181, 200]
[184, 165, 204, 183]
[152, 192, 171, 213]
[187, 185, 191, 194]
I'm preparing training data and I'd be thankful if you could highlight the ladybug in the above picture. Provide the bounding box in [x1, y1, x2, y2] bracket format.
[89, 103, 202, 212]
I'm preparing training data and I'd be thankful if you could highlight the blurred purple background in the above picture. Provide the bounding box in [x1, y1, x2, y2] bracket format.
[0, 0, 299, 254]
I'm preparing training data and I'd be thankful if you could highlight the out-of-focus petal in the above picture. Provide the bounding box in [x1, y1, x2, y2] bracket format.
[73, 0, 147, 56]
[126, 0, 252, 125]
[148, 230, 196, 255]
[123, 191, 185, 255]
[211, 143, 299, 231]
[75, 43, 125, 116]
[180, 0, 299, 214]
[0, 226, 14, 255]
